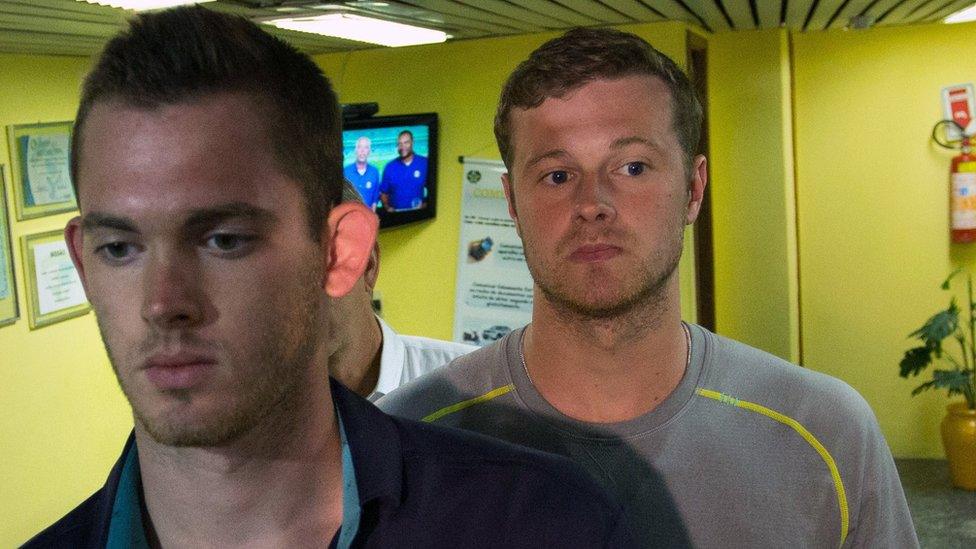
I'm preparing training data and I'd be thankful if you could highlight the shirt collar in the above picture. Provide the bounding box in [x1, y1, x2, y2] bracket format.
[334, 409, 360, 548]
[372, 316, 405, 399]
[106, 441, 149, 549]
[331, 378, 404, 507]
[105, 381, 398, 546]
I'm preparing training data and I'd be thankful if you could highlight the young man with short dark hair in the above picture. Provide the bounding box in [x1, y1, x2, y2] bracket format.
[25, 10, 635, 547]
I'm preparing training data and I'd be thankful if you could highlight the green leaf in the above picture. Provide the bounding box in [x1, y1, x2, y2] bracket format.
[899, 346, 933, 378]
[911, 380, 937, 396]
[942, 268, 963, 290]
[932, 369, 974, 395]
[909, 301, 959, 351]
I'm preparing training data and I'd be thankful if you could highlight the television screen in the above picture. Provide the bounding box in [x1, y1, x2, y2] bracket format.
[341, 112, 438, 229]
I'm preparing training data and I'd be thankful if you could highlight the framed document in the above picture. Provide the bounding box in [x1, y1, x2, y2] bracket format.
[0, 166, 18, 326]
[7, 121, 77, 220]
[21, 230, 89, 329]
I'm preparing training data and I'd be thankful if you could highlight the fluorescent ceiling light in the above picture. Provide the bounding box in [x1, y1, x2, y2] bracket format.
[945, 3, 976, 24]
[81, 0, 215, 11]
[265, 14, 447, 47]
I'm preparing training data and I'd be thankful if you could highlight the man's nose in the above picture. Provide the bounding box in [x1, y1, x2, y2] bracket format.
[141, 251, 205, 330]
[573, 174, 617, 224]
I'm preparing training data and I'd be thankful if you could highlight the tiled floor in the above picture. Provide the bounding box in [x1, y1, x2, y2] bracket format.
[896, 459, 976, 548]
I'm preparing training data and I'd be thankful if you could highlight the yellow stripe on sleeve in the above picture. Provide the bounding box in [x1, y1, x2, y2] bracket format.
[422, 384, 515, 423]
[694, 388, 850, 548]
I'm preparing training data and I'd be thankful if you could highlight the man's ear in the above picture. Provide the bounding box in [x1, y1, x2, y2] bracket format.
[685, 155, 708, 225]
[501, 173, 522, 237]
[323, 202, 379, 298]
[64, 217, 91, 294]
[362, 242, 380, 294]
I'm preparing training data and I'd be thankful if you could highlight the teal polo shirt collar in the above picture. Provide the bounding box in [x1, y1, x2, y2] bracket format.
[335, 410, 361, 548]
[105, 440, 148, 549]
[106, 412, 361, 548]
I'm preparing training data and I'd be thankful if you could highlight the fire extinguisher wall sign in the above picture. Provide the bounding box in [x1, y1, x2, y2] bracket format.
[943, 84, 976, 140]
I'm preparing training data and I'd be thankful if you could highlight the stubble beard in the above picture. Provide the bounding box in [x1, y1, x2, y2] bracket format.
[528, 224, 685, 325]
[99, 265, 324, 448]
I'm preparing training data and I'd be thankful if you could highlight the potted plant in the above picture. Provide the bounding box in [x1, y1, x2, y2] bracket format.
[899, 269, 976, 490]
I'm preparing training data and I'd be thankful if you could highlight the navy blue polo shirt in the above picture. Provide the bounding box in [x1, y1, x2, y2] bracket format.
[343, 163, 381, 209]
[24, 380, 637, 548]
[380, 155, 428, 210]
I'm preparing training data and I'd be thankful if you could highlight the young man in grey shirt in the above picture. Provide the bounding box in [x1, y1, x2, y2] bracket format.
[379, 27, 918, 548]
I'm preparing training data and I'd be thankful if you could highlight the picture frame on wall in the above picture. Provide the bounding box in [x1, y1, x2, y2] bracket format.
[7, 121, 76, 221]
[21, 229, 89, 330]
[0, 165, 19, 327]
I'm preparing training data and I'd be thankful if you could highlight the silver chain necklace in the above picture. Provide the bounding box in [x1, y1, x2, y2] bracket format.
[519, 322, 692, 385]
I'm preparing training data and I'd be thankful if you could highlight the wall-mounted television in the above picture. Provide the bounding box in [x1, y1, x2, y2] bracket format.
[341, 112, 438, 229]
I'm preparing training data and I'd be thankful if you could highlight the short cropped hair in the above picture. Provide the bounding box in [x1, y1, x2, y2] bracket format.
[72, 6, 343, 239]
[494, 27, 702, 175]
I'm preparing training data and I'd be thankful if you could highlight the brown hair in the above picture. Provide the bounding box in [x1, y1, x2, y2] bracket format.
[72, 6, 343, 240]
[494, 27, 702, 175]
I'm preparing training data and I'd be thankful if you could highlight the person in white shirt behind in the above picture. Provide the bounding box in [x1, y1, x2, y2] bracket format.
[329, 180, 476, 400]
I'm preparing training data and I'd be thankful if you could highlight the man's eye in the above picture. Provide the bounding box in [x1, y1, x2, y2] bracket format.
[96, 242, 136, 261]
[544, 170, 570, 185]
[621, 162, 647, 176]
[205, 233, 254, 252]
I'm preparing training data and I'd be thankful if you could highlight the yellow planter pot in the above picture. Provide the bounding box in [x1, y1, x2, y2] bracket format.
[941, 402, 976, 490]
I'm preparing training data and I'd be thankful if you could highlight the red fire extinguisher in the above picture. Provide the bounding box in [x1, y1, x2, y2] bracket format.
[934, 120, 976, 242]
[951, 137, 976, 242]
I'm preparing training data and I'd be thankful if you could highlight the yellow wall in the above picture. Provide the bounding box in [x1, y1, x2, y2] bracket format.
[707, 22, 976, 458]
[792, 22, 976, 458]
[0, 54, 132, 545]
[708, 29, 800, 362]
[315, 22, 700, 340]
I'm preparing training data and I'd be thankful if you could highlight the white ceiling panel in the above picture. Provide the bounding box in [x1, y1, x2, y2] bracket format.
[754, 1, 781, 27]
[598, 0, 669, 22]
[785, 0, 816, 28]
[800, 0, 841, 29]
[922, 0, 974, 22]
[719, 0, 757, 29]
[898, 0, 958, 24]
[861, 0, 907, 21]
[549, 0, 635, 25]
[875, 0, 924, 24]
[403, 0, 542, 33]
[681, 0, 733, 31]
[637, 0, 703, 22]
[827, 0, 875, 29]
[0, 0, 971, 57]
[506, 0, 600, 26]
[452, 0, 565, 29]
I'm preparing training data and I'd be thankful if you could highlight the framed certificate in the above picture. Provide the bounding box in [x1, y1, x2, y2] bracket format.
[0, 166, 18, 327]
[21, 230, 89, 329]
[7, 121, 77, 220]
